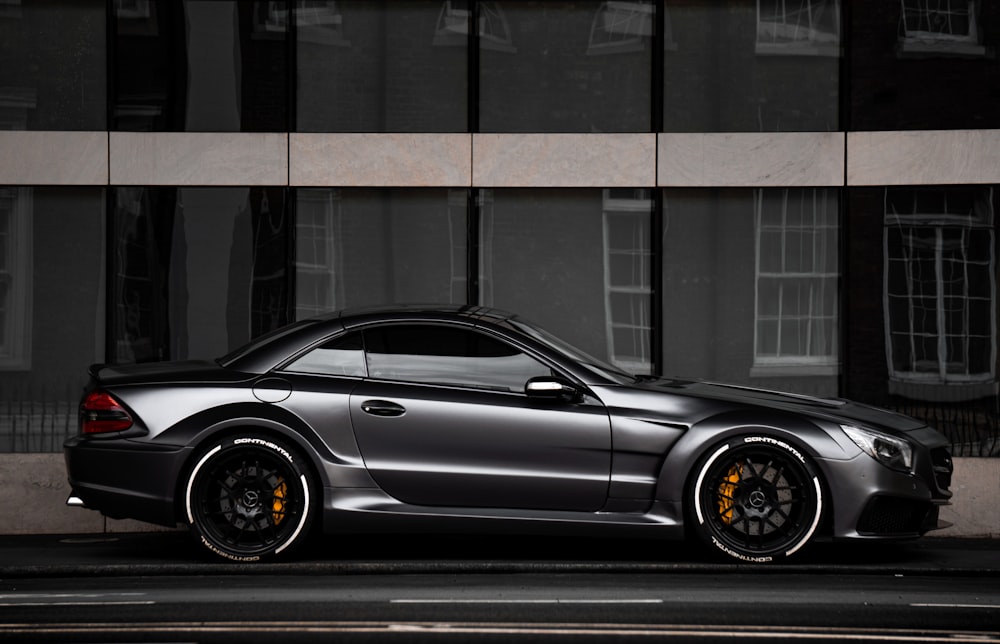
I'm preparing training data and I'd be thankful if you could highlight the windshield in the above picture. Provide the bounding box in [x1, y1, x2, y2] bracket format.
[506, 317, 636, 383]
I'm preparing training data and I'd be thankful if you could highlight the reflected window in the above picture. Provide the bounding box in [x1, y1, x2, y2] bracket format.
[587, 1, 654, 55]
[0, 189, 31, 369]
[364, 324, 550, 392]
[294, 189, 467, 317]
[899, 0, 985, 56]
[603, 189, 653, 374]
[884, 188, 997, 401]
[756, 0, 840, 56]
[753, 189, 839, 375]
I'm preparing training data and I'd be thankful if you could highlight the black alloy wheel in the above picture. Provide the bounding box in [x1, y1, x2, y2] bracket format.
[692, 435, 823, 562]
[185, 434, 314, 562]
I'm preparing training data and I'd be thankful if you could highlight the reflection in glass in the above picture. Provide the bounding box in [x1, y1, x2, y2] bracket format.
[111, 187, 290, 363]
[296, 1, 468, 132]
[294, 188, 468, 316]
[754, 189, 839, 370]
[0, 188, 105, 452]
[479, 188, 653, 373]
[112, 1, 288, 131]
[883, 187, 996, 401]
[0, 0, 105, 130]
[662, 188, 839, 396]
[663, 1, 840, 132]
[852, 1, 1000, 130]
[479, 1, 652, 132]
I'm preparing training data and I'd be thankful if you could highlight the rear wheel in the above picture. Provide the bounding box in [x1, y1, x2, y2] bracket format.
[184, 434, 314, 562]
[691, 435, 823, 563]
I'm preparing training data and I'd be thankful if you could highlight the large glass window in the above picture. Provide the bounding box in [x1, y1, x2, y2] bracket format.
[478, 1, 652, 132]
[110, 187, 290, 363]
[663, 1, 840, 132]
[479, 188, 653, 373]
[112, 1, 288, 131]
[296, 1, 468, 132]
[0, 188, 105, 452]
[294, 188, 468, 316]
[851, 1, 1000, 130]
[884, 187, 996, 401]
[662, 188, 840, 396]
[0, 0, 105, 130]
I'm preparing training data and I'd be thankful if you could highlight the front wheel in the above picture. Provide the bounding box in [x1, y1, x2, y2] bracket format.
[690, 435, 823, 563]
[184, 434, 315, 562]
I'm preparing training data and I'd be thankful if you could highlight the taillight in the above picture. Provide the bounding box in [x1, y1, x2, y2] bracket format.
[80, 391, 133, 435]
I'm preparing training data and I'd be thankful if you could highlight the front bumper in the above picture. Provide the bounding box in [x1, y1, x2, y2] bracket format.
[819, 442, 952, 540]
[63, 435, 189, 528]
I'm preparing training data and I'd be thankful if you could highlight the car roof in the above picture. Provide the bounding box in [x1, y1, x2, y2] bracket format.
[223, 305, 519, 374]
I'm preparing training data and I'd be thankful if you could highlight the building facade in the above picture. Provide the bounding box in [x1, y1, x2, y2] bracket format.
[0, 0, 998, 457]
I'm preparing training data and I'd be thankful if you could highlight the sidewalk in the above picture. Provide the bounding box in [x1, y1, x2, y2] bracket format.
[0, 531, 997, 579]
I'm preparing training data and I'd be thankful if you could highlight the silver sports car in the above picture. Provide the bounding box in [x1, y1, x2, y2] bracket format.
[65, 306, 953, 563]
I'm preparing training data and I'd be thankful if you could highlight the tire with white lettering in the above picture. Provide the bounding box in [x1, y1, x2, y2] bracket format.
[185, 434, 315, 562]
[690, 435, 823, 563]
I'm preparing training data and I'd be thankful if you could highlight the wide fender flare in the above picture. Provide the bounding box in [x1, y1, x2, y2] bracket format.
[160, 402, 339, 491]
[653, 409, 854, 505]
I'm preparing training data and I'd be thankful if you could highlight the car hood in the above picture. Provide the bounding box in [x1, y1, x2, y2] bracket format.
[642, 378, 926, 433]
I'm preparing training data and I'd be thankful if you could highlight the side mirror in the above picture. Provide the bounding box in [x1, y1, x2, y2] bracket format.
[525, 376, 584, 403]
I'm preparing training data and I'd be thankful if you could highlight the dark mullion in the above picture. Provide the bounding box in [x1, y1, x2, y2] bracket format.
[467, 2, 480, 306]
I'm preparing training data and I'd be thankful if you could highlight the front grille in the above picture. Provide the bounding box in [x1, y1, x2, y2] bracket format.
[930, 447, 953, 492]
[857, 496, 931, 536]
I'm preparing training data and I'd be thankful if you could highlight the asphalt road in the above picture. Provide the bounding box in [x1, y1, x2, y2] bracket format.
[0, 532, 997, 642]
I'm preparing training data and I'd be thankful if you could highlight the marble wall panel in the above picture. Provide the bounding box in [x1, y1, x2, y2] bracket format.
[291, 133, 471, 186]
[658, 132, 845, 187]
[109, 132, 288, 185]
[0, 131, 108, 185]
[473, 134, 656, 187]
[848, 130, 1000, 186]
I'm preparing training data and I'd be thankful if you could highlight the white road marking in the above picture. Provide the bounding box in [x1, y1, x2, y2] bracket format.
[0, 592, 153, 608]
[911, 603, 1000, 610]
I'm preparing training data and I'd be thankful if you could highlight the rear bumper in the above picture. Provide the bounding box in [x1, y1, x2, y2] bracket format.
[63, 436, 189, 528]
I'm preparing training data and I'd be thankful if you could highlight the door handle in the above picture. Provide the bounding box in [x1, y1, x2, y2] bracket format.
[360, 400, 406, 417]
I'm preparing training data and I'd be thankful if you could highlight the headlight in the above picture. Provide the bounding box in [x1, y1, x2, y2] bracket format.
[841, 425, 913, 473]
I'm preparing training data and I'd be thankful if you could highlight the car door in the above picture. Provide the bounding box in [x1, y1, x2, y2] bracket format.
[348, 323, 612, 512]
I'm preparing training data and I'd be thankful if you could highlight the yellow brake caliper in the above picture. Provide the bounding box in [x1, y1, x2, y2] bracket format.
[718, 464, 742, 525]
[272, 479, 287, 525]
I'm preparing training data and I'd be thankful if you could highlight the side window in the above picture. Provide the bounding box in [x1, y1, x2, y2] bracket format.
[364, 324, 551, 392]
[284, 331, 366, 377]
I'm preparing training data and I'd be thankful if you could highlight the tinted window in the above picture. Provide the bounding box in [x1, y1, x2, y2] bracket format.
[364, 324, 550, 392]
[285, 332, 366, 377]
